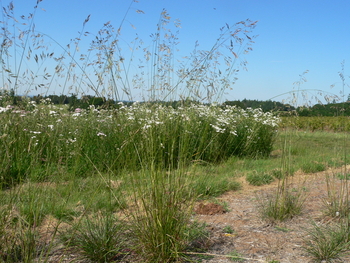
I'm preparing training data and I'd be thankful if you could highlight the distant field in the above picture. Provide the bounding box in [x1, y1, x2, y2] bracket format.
[281, 116, 350, 132]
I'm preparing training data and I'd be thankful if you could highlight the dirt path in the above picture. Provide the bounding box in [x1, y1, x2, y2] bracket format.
[194, 166, 350, 263]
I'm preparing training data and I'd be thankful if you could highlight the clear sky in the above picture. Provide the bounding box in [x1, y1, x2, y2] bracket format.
[1, 0, 349, 105]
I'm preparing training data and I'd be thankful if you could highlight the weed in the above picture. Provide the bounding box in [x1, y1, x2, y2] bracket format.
[291, 186, 308, 192]
[212, 199, 230, 213]
[223, 225, 235, 234]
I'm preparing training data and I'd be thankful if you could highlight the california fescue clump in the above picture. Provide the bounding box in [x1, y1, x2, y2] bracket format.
[0, 0, 277, 262]
[0, 101, 279, 185]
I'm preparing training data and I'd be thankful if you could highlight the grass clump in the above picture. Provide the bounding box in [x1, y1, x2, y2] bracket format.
[271, 168, 295, 179]
[191, 174, 241, 198]
[323, 172, 350, 218]
[303, 221, 350, 262]
[129, 168, 195, 263]
[61, 213, 128, 262]
[0, 207, 48, 263]
[246, 171, 274, 186]
[301, 161, 327, 173]
[260, 189, 305, 222]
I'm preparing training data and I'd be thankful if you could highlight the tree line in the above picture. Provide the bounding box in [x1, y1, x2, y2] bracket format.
[2, 89, 350, 116]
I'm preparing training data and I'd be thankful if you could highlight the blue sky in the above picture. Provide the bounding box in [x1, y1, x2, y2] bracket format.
[1, 0, 349, 105]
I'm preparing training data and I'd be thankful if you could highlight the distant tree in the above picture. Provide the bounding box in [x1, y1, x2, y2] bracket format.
[223, 99, 294, 112]
[224, 100, 246, 109]
[89, 97, 105, 106]
[296, 102, 350, 116]
[68, 94, 79, 110]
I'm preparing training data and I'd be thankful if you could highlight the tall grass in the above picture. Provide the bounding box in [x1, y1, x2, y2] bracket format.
[129, 167, 194, 262]
[0, 101, 279, 187]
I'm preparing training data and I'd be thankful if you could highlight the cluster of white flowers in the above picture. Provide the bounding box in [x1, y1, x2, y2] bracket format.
[210, 124, 226, 133]
[30, 131, 41, 134]
[40, 98, 52, 105]
[66, 138, 77, 144]
[0, 105, 12, 113]
[109, 102, 280, 136]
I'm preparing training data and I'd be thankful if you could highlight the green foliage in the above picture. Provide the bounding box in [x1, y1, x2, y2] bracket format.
[61, 214, 128, 262]
[274, 225, 291, 232]
[303, 222, 350, 262]
[2, 1, 350, 262]
[222, 225, 235, 234]
[323, 173, 350, 218]
[301, 161, 326, 173]
[191, 175, 241, 198]
[281, 116, 350, 132]
[246, 171, 274, 186]
[129, 169, 195, 263]
[337, 173, 350, 180]
[0, 103, 279, 187]
[271, 168, 295, 179]
[228, 250, 245, 262]
[0, 208, 48, 263]
[260, 190, 305, 222]
[0, 89, 17, 107]
[185, 221, 211, 252]
[224, 99, 294, 112]
[297, 102, 350, 117]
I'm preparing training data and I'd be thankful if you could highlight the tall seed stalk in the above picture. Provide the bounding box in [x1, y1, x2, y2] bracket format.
[323, 61, 350, 218]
